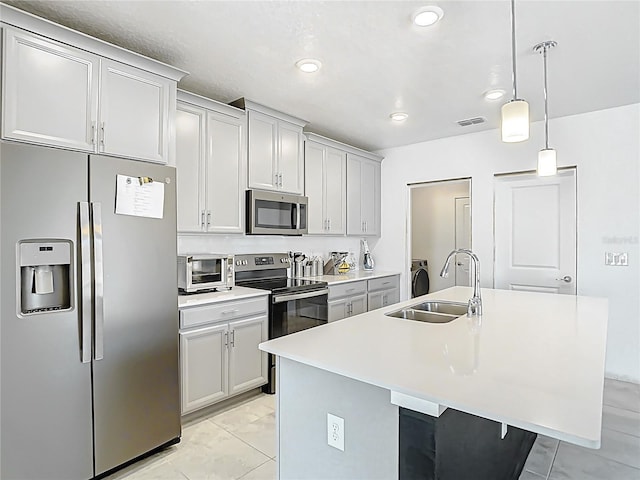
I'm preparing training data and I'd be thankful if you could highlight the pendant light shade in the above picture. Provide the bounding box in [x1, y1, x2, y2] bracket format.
[534, 40, 558, 176]
[501, 99, 530, 142]
[537, 148, 557, 176]
[501, 0, 529, 142]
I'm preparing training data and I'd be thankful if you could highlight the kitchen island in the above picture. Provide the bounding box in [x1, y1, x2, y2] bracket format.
[259, 286, 608, 480]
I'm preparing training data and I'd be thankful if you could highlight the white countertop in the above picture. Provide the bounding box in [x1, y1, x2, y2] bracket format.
[300, 270, 400, 285]
[260, 286, 609, 448]
[178, 286, 268, 309]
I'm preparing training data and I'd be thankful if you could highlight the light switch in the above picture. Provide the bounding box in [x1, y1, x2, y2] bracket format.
[605, 252, 628, 266]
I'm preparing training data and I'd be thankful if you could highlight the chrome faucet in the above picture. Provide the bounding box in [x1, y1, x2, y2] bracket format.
[440, 249, 482, 317]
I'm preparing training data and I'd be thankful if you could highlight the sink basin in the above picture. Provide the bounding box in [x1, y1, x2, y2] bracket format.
[385, 300, 468, 324]
[409, 301, 468, 316]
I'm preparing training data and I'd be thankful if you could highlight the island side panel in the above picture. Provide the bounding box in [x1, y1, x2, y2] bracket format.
[278, 357, 399, 480]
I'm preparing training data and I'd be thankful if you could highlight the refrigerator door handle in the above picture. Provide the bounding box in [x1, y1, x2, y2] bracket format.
[92, 202, 105, 361]
[79, 202, 93, 363]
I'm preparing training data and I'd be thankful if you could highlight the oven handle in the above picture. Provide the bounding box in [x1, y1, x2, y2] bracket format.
[272, 288, 329, 304]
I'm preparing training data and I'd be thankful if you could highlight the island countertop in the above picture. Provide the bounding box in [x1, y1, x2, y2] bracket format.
[259, 286, 609, 448]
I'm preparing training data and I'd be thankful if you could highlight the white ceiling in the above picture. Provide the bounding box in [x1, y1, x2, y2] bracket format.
[6, 0, 640, 151]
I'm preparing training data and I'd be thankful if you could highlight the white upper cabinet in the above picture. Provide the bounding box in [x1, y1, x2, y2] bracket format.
[175, 103, 206, 232]
[1, 6, 186, 163]
[347, 153, 382, 236]
[175, 90, 246, 234]
[304, 136, 346, 235]
[247, 110, 279, 191]
[2, 27, 99, 151]
[232, 99, 306, 195]
[98, 59, 173, 163]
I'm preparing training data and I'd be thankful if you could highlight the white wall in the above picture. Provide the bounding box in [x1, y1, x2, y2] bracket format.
[411, 180, 470, 292]
[374, 104, 640, 383]
[178, 234, 374, 268]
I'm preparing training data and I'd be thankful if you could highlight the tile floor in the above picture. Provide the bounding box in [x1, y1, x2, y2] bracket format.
[107, 379, 640, 480]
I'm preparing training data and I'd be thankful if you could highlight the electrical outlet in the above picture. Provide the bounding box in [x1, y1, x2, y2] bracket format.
[327, 413, 344, 451]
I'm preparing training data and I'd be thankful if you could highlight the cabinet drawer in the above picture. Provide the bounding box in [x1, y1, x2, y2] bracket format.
[328, 280, 367, 300]
[180, 296, 268, 329]
[368, 275, 399, 293]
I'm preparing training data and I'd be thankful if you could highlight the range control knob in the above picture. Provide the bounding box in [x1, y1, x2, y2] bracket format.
[243, 260, 248, 265]
[236, 260, 241, 266]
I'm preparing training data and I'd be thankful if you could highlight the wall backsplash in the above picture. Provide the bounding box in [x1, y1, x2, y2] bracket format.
[178, 235, 376, 265]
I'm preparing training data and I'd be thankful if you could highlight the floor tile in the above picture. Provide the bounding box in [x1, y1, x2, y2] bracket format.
[549, 442, 640, 480]
[602, 404, 640, 437]
[211, 400, 275, 433]
[603, 379, 640, 413]
[124, 461, 188, 480]
[166, 421, 270, 480]
[253, 393, 276, 411]
[232, 412, 277, 458]
[524, 435, 559, 477]
[593, 427, 640, 468]
[519, 470, 546, 480]
[239, 459, 277, 480]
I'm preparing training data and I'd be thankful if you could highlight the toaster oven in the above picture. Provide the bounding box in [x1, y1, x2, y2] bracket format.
[178, 254, 234, 293]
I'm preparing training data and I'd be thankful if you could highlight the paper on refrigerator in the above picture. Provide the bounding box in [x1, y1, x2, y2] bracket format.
[115, 174, 164, 219]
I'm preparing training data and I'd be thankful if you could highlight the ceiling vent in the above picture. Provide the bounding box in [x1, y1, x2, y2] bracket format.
[456, 116, 486, 127]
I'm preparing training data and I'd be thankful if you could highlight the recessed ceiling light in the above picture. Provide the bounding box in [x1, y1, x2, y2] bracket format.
[390, 112, 409, 122]
[484, 89, 506, 101]
[413, 6, 444, 27]
[295, 59, 321, 73]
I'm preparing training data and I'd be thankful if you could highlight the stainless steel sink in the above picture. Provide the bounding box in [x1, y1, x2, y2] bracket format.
[385, 300, 468, 324]
[409, 301, 468, 316]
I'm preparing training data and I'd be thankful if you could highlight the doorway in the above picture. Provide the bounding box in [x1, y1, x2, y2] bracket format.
[493, 168, 577, 294]
[410, 178, 472, 295]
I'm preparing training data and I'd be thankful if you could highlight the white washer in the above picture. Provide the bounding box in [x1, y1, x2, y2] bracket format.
[411, 259, 430, 298]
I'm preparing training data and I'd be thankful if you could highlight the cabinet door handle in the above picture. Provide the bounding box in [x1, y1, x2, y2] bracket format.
[206, 211, 211, 226]
[99, 122, 105, 148]
[91, 121, 97, 145]
[201, 211, 205, 228]
[279, 173, 283, 187]
[230, 330, 235, 347]
[224, 331, 229, 348]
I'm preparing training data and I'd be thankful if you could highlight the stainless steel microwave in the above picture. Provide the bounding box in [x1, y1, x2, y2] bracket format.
[246, 190, 308, 235]
[177, 254, 234, 293]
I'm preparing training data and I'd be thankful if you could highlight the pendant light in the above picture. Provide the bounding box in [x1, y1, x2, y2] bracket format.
[534, 40, 557, 176]
[501, 0, 529, 142]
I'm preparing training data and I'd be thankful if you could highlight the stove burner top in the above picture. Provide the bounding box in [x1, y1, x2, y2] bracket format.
[235, 277, 327, 294]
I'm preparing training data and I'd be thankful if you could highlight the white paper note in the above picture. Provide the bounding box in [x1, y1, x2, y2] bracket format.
[115, 174, 164, 219]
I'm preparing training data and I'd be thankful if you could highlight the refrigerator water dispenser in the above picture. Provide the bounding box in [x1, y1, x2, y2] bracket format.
[19, 240, 73, 315]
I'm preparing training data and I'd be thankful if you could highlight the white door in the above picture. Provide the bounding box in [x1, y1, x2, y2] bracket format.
[346, 154, 363, 235]
[99, 59, 171, 163]
[180, 324, 228, 414]
[206, 110, 244, 233]
[454, 197, 471, 286]
[228, 316, 268, 395]
[247, 110, 278, 191]
[278, 121, 304, 194]
[304, 141, 326, 234]
[324, 147, 347, 234]
[494, 169, 577, 294]
[175, 103, 206, 232]
[2, 28, 99, 151]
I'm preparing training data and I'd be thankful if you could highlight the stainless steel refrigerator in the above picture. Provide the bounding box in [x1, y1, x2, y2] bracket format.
[0, 142, 181, 479]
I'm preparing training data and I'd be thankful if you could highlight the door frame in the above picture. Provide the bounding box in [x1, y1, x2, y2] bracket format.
[492, 166, 578, 292]
[406, 177, 472, 297]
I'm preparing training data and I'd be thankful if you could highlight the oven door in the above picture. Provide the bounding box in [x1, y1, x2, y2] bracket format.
[270, 288, 328, 338]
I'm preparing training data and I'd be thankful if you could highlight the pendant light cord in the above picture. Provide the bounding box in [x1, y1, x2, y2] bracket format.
[510, 0, 518, 100]
[542, 45, 550, 149]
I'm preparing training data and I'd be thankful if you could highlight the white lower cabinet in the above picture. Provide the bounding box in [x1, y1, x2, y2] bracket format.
[179, 296, 268, 414]
[367, 275, 400, 311]
[327, 280, 367, 322]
